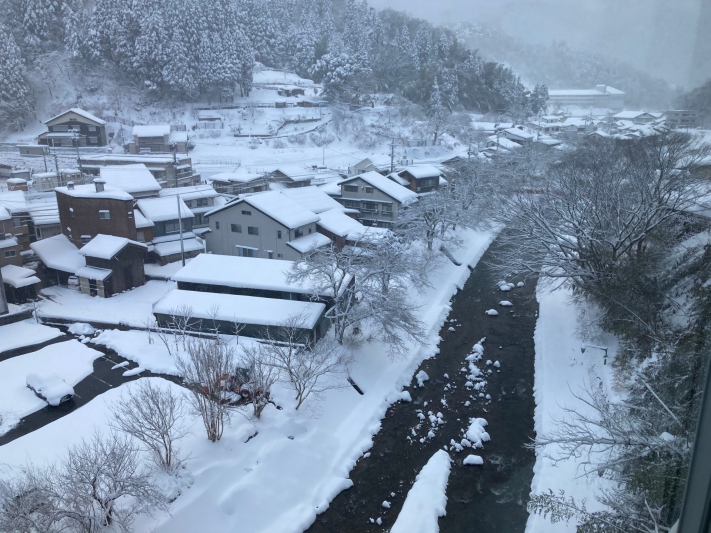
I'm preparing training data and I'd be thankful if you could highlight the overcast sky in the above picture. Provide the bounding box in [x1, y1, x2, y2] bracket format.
[368, 0, 709, 88]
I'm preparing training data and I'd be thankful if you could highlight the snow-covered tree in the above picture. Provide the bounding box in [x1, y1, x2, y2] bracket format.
[0, 30, 34, 131]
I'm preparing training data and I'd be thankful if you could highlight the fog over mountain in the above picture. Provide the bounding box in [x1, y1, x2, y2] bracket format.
[368, 0, 710, 89]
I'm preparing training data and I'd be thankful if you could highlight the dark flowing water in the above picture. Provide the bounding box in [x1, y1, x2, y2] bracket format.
[308, 239, 539, 533]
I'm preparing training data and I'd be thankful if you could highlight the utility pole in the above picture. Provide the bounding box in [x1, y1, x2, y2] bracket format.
[389, 138, 396, 173]
[176, 193, 186, 267]
[53, 152, 60, 174]
[73, 130, 84, 182]
[322, 145, 325, 167]
[42, 150, 48, 172]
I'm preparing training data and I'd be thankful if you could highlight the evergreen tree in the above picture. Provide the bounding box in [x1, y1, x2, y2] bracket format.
[0, 30, 35, 130]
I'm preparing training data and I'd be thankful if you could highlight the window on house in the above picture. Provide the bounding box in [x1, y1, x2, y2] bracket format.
[344, 185, 358, 193]
[215, 221, 220, 229]
[308, 226, 312, 233]
[295, 228, 303, 238]
[241, 247, 256, 258]
[87, 126, 97, 132]
[53, 125, 69, 132]
[268, 251, 273, 259]
[194, 214, 204, 225]
[99, 210, 110, 219]
[12, 218, 22, 228]
[365, 186, 374, 193]
[81, 235, 91, 244]
[277, 253, 283, 258]
[231, 223, 242, 233]
[127, 211, 133, 218]
[88, 136, 99, 144]
[4, 250, 16, 258]
[248, 226, 259, 235]
[196, 198, 208, 207]
[277, 230, 282, 239]
[344, 200, 360, 209]
[382, 204, 393, 215]
[362, 202, 378, 212]
[242, 210, 252, 215]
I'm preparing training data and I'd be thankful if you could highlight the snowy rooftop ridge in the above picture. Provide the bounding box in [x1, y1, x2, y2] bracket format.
[79, 234, 147, 260]
[0, 191, 28, 214]
[136, 196, 194, 223]
[279, 186, 345, 214]
[342, 171, 418, 205]
[207, 191, 319, 229]
[45, 108, 106, 125]
[30, 234, 85, 274]
[132, 124, 170, 137]
[55, 183, 134, 201]
[158, 184, 218, 202]
[98, 164, 162, 195]
[399, 165, 443, 179]
[286, 232, 331, 253]
[153, 290, 325, 329]
[171, 253, 344, 297]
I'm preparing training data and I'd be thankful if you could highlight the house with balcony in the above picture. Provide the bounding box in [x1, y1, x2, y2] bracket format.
[158, 184, 221, 231]
[77, 235, 147, 297]
[335, 171, 418, 228]
[37, 108, 107, 147]
[204, 190, 328, 260]
[79, 154, 201, 188]
[394, 165, 444, 194]
[128, 125, 189, 154]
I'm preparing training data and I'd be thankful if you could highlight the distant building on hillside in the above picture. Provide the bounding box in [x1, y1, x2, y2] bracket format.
[547, 85, 625, 111]
[665, 110, 700, 130]
[37, 108, 108, 147]
[128, 125, 189, 154]
[79, 154, 200, 188]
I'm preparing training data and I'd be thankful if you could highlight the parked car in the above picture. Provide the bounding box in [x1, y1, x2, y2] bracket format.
[67, 275, 80, 289]
[26, 372, 75, 406]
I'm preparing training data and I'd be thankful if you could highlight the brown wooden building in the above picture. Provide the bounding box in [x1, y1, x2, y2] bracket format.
[38, 108, 108, 147]
[77, 235, 147, 297]
[55, 179, 138, 248]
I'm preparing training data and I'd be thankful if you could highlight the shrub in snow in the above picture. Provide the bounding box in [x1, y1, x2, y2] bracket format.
[494, 361, 500, 368]
[516, 281, 525, 287]
[463, 455, 484, 466]
[448, 326, 456, 332]
[499, 300, 513, 307]
[415, 370, 429, 387]
[382, 500, 391, 509]
[465, 418, 490, 448]
[110, 380, 189, 472]
[485, 309, 498, 316]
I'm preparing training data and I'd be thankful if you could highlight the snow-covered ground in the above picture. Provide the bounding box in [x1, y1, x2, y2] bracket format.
[526, 287, 617, 532]
[0, 340, 103, 435]
[37, 280, 175, 327]
[390, 449, 452, 533]
[0, 319, 64, 353]
[0, 228, 495, 532]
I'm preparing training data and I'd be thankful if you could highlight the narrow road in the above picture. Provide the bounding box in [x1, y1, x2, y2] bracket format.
[0, 336, 180, 447]
[307, 238, 538, 532]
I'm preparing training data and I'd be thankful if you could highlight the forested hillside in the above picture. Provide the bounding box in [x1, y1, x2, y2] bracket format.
[0, 0, 548, 132]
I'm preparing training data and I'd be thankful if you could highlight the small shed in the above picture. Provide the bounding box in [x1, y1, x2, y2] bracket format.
[77, 235, 147, 297]
[1, 264, 41, 303]
[18, 145, 49, 157]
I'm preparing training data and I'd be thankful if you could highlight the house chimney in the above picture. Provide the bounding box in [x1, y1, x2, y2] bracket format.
[67, 181, 75, 190]
[93, 178, 106, 193]
[4, 233, 11, 240]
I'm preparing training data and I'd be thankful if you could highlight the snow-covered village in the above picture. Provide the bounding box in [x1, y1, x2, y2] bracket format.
[0, 1, 710, 532]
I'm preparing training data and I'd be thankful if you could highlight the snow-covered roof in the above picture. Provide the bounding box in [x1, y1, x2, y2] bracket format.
[208, 191, 319, 229]
[1, 265, 41, 288]
[134, 209, 154, 229]
[153, 237, 204, 257]
[82, 154, 183, 165]
[613, 111, 655, 120]
[388, 173, 410, 186]
[318, 181, 342, 197]
[341, 171, 418, 205]
[0, 236, 19, 250]
[0, 190, 28, 214]
[208, 171, 266, 184]
[286, 232, 331, 253]
[136, 197, 193, 223]
[75, 265, 112, 281]
[274, 166, 314, 182]
[0, 206, 10, 221]
[132, 125, 170, 137]
[171, 253, 340, 297]
[170, 131, 188, 142]
[503, 128, 535, 140]
[158, 184, 218, 202]
[399, 165, 442, 179]
[316, 209, 366, 238]
[153, 290, 326, 329]
[279, 186, 345, 214]
[45, 108, 106, 125]
[486, 135, 522, 150]
[99, 164, 162, 195]
[79, 234, 147, 260]
[55, 183, 134, 201]
[30, 234, 85, 273]
[27, 196, 59, 226]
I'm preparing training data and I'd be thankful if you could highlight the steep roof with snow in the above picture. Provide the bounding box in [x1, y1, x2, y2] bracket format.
[133, 209, 154, 229]
[208, 171, 266, 184]
[136, 197, 193, 223]
[274, 166, 315, 182]
[316, 209, 367, 238]
[30, 234, 85, 273]
[45, 108, 106, 125]
[0, 191, 28, 214]
[341, 171, 418, 205]
[153, 290, 325, 329]
[207, 191, 319, 229]
[158, 184, 218, 202]
[286, 232, 331, 253]
[99, 164, 162, 195]
[613, 111, 655, 120]
[171, 253, 342, 297]
[55, 183, 134, 201]
[279, 186, 345, 213]
[132, 125, 170, 137]
[79, 234, 147, 260]
[399, 165, 443, 179]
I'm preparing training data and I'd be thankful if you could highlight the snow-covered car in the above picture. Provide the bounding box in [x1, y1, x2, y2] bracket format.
[26, 372, 75, 406]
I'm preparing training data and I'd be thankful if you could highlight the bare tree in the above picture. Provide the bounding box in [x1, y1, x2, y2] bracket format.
[176, 338, 236, 442]
[262, 315, 353, 409]
[51, 431, 168, 533]
[239, 343, 280, 418]
[110, 379, 190, 472]
[0, 467, 60, 533]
